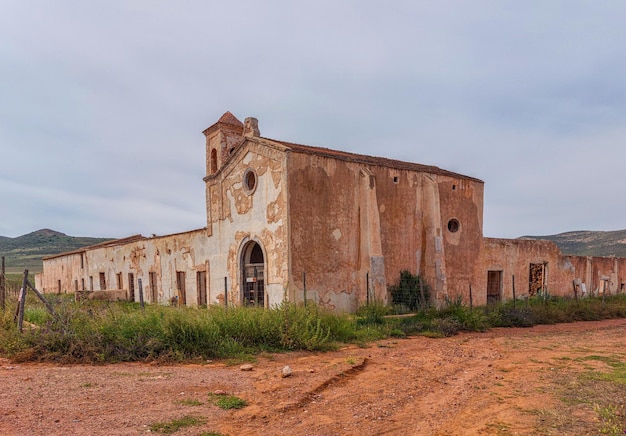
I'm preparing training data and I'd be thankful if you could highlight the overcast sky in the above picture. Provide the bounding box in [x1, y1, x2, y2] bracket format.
[1, 1, 625, 239]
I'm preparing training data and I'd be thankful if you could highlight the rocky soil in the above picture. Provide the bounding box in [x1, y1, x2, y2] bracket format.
[1, 318, 625, 435]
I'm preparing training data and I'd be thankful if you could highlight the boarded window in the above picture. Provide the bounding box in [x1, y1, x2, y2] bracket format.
[116, 273, 123, 290]
[99, 273, 106, 290]
[529, 263, 547, 296]
[128, 273, 135, 302]
[149, 272, 158, 303]
[197, 271, 207, 306]
[176, 271, 187, 306]
[487, 270, 502, 305]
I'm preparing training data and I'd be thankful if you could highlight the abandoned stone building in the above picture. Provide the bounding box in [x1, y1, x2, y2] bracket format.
[38, 112, 626, 311]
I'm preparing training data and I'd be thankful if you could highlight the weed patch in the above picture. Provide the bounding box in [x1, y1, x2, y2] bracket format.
[1, 293, 626, 364]
[149, 415, 206, 434]
[208, 393, 247, 410]
[175, 399, 203, 406]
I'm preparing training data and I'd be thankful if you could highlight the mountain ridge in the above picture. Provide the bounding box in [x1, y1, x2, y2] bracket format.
[520, 229, 626, 257]
[0, 229, 114, 273]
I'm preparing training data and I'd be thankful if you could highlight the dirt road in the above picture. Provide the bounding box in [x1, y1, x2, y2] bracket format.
[1, 319, 625, 435]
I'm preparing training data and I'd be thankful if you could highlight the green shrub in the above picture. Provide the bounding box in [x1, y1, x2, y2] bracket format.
[1, 293, 626, 364]
[389, 270, 430, 311]
[149, 416, 206, 434]
[208, 393, 248, 410]
[356, 301, 390, 325]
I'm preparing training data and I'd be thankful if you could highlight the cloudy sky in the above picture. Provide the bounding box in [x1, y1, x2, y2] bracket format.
[1, 1, 625, 239]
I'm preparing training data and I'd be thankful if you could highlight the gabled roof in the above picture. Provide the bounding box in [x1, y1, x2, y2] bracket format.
[265, 138, 483, 183]
[202, 111, 244, 136]
[217, 111, 243, 127]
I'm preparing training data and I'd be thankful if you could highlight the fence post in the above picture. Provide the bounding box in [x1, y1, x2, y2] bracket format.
[0, 256, 5, 311]
[512, 274, 516, 309]
[224, 276, 228, 309]
[303, 272, 307, 307]
[469, 283, 473, 310]
[366, 271, 370, 305]
[138, 278, 145, 310]
[17, 270, 28, 333]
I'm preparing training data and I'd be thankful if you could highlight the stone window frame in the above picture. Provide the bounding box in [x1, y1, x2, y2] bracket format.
[447, 218, 460, 233]
[243, 168, 258, 195]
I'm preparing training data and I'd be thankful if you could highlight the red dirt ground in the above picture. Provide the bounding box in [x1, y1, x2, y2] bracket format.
[1, 319, 625, 435]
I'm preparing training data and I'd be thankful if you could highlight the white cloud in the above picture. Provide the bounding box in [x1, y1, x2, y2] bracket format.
[1, 0, 626, 239]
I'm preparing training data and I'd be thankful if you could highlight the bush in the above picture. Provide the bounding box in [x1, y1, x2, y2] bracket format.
[389, 270, 430, 311]
[0, 300, 356, 363]
[1, 293, 626, 363]
[356, 301, 390, 325]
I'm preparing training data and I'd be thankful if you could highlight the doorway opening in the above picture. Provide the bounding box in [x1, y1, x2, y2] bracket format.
[487, 270, 502, 305]
[241, 241, 265, 307]
[176, 271, 187, 306]
[149, 272, 158, 303]
[128, 273, 135, 302]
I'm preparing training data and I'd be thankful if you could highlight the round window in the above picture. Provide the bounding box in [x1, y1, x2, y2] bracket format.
[447, 219, 460, 233]
[243, 169, 257, 193]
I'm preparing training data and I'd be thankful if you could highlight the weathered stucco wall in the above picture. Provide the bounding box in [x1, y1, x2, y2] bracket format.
[477, 238, 626, 304]
[287, 153, 363, 311]
[40, 252, 83, 294]
[42, 230, 213, 306]
[205, 137, 289, 308]
[437, 176, 484, 300]
[287, 149, 486, 311]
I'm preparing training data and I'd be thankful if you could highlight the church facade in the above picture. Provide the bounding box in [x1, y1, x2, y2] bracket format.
[38, 112, 626, 311]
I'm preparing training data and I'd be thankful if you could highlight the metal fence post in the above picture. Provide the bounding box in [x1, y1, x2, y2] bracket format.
[224, 276, 228, 309]
[0, 256, 5, 311]
[138, 278, 145, 310]
[512, 274, 516, 309]
[16, 270, 28, 332]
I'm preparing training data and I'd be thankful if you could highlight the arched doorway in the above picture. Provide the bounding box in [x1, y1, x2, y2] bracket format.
[241, 241, 265, 307]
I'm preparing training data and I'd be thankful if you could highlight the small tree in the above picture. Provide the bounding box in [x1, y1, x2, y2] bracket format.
[389, 270, 430, 311]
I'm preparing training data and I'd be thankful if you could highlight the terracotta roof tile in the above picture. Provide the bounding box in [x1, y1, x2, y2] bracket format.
[217, 111, 243, 127]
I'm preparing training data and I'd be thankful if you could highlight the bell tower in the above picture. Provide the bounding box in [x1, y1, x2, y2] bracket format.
[202, 111, 244, 177]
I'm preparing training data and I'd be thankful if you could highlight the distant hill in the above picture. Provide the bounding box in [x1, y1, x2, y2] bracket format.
[520, 229, 626, 257]
[0, 229, 113, 273]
